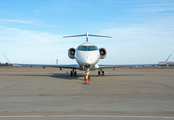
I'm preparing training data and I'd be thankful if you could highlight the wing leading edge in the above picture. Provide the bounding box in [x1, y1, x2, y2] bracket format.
[99, 54, 172, 69]
[9, 63, 78, 69]
[99, 63, 165, 68]
[4, 54, 172, 70]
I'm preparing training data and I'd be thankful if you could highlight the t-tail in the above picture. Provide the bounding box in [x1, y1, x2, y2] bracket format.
[63, 31, 112, 42]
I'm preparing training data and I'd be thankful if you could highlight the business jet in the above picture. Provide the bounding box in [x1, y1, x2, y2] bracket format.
[5, 31, 171, 78]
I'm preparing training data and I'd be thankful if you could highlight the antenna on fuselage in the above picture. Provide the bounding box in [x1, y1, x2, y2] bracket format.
[63, 31, 112, 42]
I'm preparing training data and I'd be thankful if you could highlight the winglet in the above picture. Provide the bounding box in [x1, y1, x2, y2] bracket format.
[164, 54, 172, 64]
[3, 54, 11, 64]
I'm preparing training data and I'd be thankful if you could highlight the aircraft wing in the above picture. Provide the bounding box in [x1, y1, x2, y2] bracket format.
[3, 54, 78, 69]
[9, 63, 78, 69]
[98, 63, 166, 68]
[99, 54, 172, 69]
[4, 54, 172, 70]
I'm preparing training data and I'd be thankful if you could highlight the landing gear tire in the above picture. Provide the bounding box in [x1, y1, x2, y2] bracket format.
[98, 71, 104, 76]
[98, 71, 100, 76]
[70, 70, 77, 77]
[74, 71, 77, 77]
[71, 71, 73, 77]
[102, 71, 104, 76]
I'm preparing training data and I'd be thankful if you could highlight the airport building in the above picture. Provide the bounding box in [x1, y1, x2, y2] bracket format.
[158, 61, 174, 67]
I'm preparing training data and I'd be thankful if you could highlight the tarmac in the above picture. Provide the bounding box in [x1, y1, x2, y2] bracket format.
[0, 67, 174, 120]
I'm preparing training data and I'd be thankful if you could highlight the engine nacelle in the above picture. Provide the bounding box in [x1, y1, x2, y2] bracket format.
[68, 48, 76, 59]
[99, 48, 107, 59]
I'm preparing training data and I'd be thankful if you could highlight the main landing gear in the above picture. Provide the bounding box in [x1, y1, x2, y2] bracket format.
[98, 70, 105, 76]
[70, 70, 77, 77]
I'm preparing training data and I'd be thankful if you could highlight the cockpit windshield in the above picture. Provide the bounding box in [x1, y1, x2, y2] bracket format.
[78, 46, 98, 51]
[78, 46, 87, 51]
[88, 46, 98, 51]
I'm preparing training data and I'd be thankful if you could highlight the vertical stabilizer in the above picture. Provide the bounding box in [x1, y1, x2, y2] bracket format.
[86, 31, 89, 42]
[164, 54, 172, 64]
[3, 54, 11, 63]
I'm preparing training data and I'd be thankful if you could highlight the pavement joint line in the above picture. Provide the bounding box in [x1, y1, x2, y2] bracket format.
[0, 115, 174, 119]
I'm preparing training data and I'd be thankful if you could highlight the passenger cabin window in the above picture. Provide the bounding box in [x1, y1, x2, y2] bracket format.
[78, 46, 98, 51]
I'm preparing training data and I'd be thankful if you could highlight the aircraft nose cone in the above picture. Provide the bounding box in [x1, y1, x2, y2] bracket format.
[86, 57, 93, 64]
[83, 57, 93, 65]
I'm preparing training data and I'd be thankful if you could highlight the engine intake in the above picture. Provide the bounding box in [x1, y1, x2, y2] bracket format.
[68, 48, 76, 59]
[99, 48, 107, 59]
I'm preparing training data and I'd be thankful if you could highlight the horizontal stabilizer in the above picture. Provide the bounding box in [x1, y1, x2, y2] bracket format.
[63, 34, 111, 38]
[88, 34, 111, 38]
[63, 34, 86, 38]
[63, 31, 111, 42]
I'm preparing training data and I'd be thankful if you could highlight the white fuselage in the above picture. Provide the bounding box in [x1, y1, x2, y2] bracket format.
[75, 42, 100, 69]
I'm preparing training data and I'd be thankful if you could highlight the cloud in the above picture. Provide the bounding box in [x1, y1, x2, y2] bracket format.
[0, 20, 174, 65]
[0, 19, 31, 24]
[97, 22, 174, 64]
[0, 26, 79, 64]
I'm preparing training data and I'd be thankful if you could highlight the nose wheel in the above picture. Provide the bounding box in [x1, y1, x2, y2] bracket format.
[70, 70, 77, 77]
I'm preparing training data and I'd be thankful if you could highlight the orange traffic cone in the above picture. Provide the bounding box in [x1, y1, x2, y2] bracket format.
[85, 74, 89, 84]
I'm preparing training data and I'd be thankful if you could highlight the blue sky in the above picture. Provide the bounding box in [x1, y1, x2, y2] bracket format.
[0, 0, 174, 64]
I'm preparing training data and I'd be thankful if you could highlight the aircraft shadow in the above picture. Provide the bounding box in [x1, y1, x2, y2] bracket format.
[106, 74, 143, 77]
[1, 73, 143, 80]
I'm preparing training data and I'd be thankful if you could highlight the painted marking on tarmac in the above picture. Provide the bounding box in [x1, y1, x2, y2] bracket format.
[0, 115, 174, 119]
